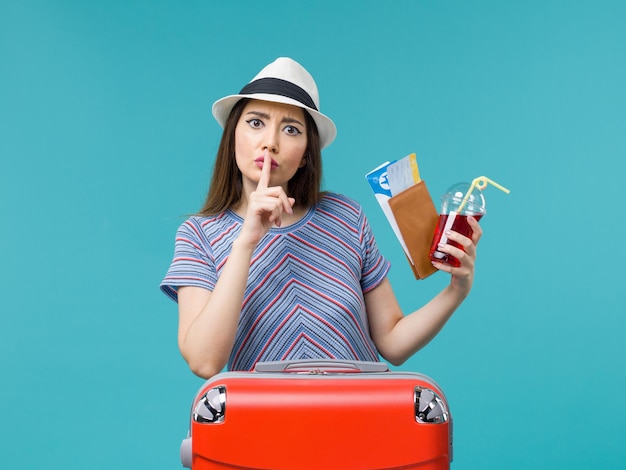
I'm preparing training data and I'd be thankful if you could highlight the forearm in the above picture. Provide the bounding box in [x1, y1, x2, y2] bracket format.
[375, 284, 468, 366]
[180, 238, 256, 377]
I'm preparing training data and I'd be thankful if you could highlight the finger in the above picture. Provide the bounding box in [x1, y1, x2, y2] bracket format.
[443, 230, 472, 250]
[431, 258, 471, 277]
[468, 216, 483, 244]
[251, 193, 289, 227]
[437, 231, 477, 267]
[279, 195, 294, 215]
[443, 234, 477, 261]
[431, 260, 452, 273]
[257, 151, 271, 191]
[437, 242, 466, 262]
[253, 188, 294, 215]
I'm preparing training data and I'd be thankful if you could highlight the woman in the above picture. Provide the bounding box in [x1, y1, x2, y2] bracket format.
[161, 57, 481, 379]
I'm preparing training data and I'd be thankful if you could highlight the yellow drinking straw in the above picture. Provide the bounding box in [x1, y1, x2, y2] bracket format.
[457, 176, 510, 213]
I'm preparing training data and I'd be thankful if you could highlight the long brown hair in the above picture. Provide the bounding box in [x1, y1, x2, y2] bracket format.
[199, 98, 324, 216]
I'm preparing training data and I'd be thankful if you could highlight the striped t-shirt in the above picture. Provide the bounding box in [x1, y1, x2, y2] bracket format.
[160, 193, 391, 371]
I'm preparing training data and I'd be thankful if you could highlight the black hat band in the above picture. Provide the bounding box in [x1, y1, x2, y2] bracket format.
[239, 77, 318, 111]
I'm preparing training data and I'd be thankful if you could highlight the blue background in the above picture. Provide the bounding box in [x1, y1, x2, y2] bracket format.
[2, 1, 625, 468]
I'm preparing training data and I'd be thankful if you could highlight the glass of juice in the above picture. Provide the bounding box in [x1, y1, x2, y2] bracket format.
[429, 183, 486, 267]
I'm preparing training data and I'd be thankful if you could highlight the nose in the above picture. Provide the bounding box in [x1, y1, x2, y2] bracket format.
[262, 128, 279, 154]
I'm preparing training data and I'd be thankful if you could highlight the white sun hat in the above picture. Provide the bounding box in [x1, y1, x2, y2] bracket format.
[212, 57, 337, 149]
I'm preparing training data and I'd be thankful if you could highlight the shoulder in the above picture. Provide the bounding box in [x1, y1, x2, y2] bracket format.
[174, 213, 236, 244]
[313, 193, 369, 236]
[176, 215, 206, 237]
[318, 192, 364, 216]
[177, 213, 233, 233]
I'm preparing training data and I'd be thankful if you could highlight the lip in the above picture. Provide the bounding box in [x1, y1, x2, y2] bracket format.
[255, 156, 278, 169]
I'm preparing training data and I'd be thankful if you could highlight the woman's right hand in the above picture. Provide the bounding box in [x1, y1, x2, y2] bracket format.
[238, 152, 295, 247]
[178, 153, 296, 378]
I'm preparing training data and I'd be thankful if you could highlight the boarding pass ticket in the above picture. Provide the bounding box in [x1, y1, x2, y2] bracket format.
[365, 153, 422, 264]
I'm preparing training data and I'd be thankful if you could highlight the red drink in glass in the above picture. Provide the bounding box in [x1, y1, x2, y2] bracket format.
[428, 212, 483, 267]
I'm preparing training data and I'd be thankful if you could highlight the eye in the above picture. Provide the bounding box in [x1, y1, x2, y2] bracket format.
[246, 119, 263, 129]
[284, 125, 302, 136]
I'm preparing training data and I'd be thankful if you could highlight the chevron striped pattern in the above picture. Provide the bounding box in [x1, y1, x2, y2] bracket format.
[161, 193, 390, 370]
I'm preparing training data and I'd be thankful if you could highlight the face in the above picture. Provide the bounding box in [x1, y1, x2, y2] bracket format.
[234, 99, 308, 194]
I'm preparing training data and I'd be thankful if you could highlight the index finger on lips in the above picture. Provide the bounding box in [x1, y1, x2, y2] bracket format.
[257, 151, 271, 191]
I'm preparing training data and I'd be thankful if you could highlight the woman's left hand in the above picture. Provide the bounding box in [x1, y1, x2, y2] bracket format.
[431, 216, 482, 297]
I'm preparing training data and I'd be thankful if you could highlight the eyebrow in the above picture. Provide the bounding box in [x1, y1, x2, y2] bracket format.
[245, 110, 305, 128]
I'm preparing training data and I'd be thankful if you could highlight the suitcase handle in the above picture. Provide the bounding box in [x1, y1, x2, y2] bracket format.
[254, 359, 389, 374]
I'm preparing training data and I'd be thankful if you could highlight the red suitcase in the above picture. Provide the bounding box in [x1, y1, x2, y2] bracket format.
[181, 360, 453, 469]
